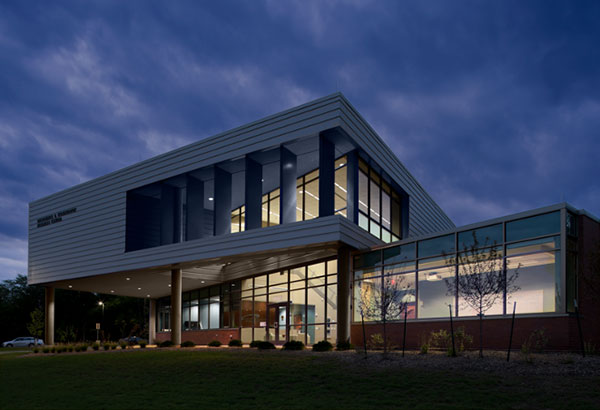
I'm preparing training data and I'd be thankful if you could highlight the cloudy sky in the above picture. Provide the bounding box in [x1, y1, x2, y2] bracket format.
[1, 1, 599, 281]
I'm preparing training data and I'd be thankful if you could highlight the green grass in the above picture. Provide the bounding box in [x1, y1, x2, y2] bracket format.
[0, 349, 598, 409]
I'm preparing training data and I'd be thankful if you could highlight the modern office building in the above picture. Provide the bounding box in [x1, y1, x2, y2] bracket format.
[28, 93, 599, 350]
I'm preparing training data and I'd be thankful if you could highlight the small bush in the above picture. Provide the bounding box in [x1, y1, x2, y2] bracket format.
[521, 328, 549, 362]
[369, 333, 384, 350]
[139, 340, 148, 348]
[75, 343, 88, 352]
[119, 341, 128, 349]
[257, 341, 276, 350]
[336, 340, 354, 351]
[584, 341, 597, 356]
[228, 339, 243, 347]
[33, 347, 39, 353]
[181, 340, 195, 348]
[158, 340, 174, 348]
[103, 343, 111, 351]
[208, 340, 222, 347]
[312, 340, 333, 352]
[283, 340, 305, 351]
[42, 346, 51, 354]
[110, 343, 117, 350]
[50, 346, 56, 353]
[55, 346, 63, 354]
[420, 335, 429, 355]
[67, 345, 74, 352]
[429, 327, 472, 353]
[92, 342, 100, 351]
[249, 340, 261, 348]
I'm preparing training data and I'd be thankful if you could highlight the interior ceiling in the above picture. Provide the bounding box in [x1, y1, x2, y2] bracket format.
[50, 242, 341, 299]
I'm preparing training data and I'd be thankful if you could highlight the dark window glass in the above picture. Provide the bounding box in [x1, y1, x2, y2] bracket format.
[418, 234, 455, 258]
[566, 212, 578, 237]
[458, 224, 502, 249]
[383, 242, 416, 264]
[506, 211, 560, 242]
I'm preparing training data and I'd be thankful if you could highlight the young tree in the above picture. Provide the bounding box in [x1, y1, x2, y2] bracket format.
[26, 308, 45, 341]
[358, 275, 412, 355]
[445, 233, 519, 358]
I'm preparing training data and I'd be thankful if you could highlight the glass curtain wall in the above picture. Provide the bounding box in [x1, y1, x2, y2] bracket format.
[358, 159, 402, 243]
[353, 211, 564, 322]
[157, 259, 338, 345]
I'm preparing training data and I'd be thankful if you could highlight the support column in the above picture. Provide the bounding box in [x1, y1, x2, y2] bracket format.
[318, 132, 335, 217]
[186, 175, 205, 240]
[245, 156, 262, 230]
[214, 167, 232, 236]
[170, 269, 182, 346]
[279, 147, 297, 224]
[149, 299, 157, 345]
[45, 286, 55, 346]
[346, 150, 359, 225]
[337, 247, 352, 344]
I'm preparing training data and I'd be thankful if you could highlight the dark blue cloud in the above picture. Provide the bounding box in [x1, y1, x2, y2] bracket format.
[0, 0, 599, 280]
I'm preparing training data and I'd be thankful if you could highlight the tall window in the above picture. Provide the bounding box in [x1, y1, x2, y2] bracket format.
[358, 159, 402, 243]
[334, 156, 348, 217]
[262, 189, 280, 227]
[231, 206, 245, 233]
[296, 170, 319, 221]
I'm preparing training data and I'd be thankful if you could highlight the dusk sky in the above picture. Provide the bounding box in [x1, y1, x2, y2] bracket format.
[1, 1, 599, 281]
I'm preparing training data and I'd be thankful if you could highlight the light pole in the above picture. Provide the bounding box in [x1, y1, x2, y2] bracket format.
[98, 301, 104, 342]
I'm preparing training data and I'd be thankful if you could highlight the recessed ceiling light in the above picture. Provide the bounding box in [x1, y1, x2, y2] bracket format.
[168, 284, 171, 287]
[137, 287, 142, 290]
[146, 294, 150, 298]
[126, 277, 131, 281]
[110, 290, 115, 293]
[68, 285, 72, 288]
[201, 280, 205, 284]
[208, 197, 214, 201]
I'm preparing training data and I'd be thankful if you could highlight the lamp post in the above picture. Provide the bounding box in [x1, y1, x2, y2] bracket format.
[98, 301, 104, 342]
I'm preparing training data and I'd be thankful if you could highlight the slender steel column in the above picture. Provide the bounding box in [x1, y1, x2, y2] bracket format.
[337, 247, 352, 343]
[45, 286, 55, 346]
[170, 269, 182, 345]
[245, 156, 263, 230]
[279, 147, 297, 224]
[148, 299, 157, 345]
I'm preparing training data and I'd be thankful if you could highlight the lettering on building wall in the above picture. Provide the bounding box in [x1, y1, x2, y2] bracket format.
[36, 207, 77, 228]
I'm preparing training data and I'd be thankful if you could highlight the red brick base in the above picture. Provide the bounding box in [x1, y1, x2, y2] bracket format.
[155, 329, 241, 345]
[351, 315, 585, 351]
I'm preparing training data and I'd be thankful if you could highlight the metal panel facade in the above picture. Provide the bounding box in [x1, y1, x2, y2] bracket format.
[28, 93, 453, 285]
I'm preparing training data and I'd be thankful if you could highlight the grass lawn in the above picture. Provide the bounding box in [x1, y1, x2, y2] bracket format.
[1, 348, 599, 410]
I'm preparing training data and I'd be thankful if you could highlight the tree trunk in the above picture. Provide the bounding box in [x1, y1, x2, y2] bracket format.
[479, 309, 483, 358]
[383, 316, 388, 357]
[361, 312, 367, 358]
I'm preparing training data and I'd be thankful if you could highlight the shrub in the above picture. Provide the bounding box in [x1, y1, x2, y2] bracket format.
[312, 340, 333, 352]
[369, 333, 384, 350]
[55, 346, 63, 354]
[103, 343, 111, 351]
[92, 342, 100, 351]
[67, 345, 74, 352]
[119, 341, 128, 349]
[50, 346, 56, 353]
[228, 339, 243, 347]
[208, 340, 222, 347]
[584, 341, 597, 356]
[139, 340, 148, 348]
[336, 340, 354, 351]
[159, 340, 174, 348]
[419, 334, 429, 355]
[181, 341, 195, 348]
[75, 343, 88, 352]
[521, 328, 549, 362]
[110, 343, 117, 350]
[283, 340, 305, 351]
[42, 346, 51, 354]
[249, 340, 261, 348]
[33, 347, 39, 353]
[429, 327, 472, 354]
[257, 341, 276, 350]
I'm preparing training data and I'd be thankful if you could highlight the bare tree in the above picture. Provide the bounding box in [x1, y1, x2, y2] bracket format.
[445, 233, 519, 358]
[357, 275, 412, 355]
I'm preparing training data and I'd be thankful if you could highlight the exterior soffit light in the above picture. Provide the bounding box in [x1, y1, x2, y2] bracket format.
[126, 277, 131, 281]
[208, 197, 214, 201]
[137, 287, 142, 290]
[68, 285, 72, 288]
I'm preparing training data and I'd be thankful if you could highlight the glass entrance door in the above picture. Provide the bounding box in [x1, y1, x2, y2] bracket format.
[267, 302, 288, 344]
